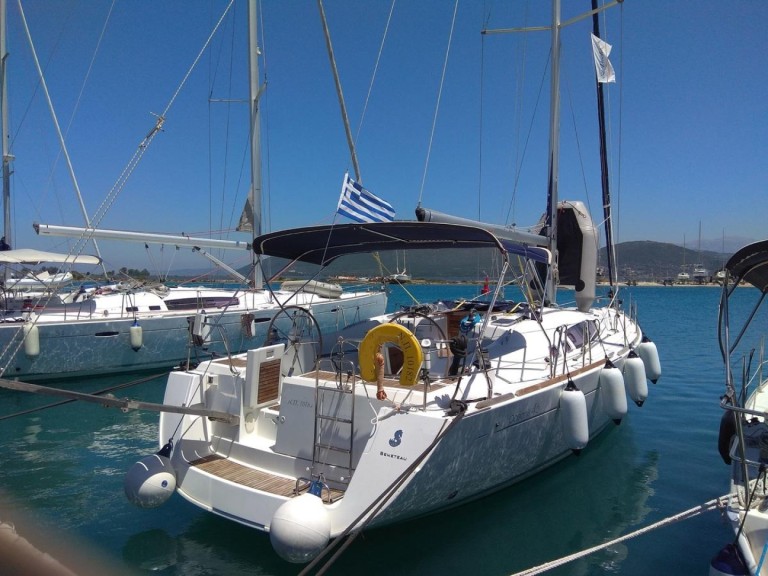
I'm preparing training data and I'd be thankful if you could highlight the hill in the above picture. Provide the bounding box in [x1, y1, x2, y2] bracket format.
[268, 240, 729, 283]
[607, 241, 726, 282]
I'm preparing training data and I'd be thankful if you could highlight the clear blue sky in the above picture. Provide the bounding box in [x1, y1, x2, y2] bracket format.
[4, 1, 766, 272]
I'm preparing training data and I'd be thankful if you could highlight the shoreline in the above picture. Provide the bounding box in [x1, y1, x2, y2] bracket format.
[325, 277, 732, 288]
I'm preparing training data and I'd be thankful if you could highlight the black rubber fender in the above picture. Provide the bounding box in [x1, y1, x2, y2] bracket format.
[718, 409, 737, 465]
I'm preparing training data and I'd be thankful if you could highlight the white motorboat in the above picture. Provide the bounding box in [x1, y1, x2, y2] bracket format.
[711, 240, 768, 576]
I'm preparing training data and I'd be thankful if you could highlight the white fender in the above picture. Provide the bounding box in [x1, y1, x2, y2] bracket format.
[23, 323, 39, 357]
[124, 453, 176, 508]
[130, 321, 143, 351]
[636, 336, 661, 383]
[192, 313, 211, 344]
[624, 351, 648, 407]
[560, 381, 589, 453]
[599, 360, 628, 424]
[270, 493, 331, 563]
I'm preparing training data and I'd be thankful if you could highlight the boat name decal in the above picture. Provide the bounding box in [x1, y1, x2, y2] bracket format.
[380, 451, 407, 461]
[494, 405, 541, 432]
[285, 399, 313, 409]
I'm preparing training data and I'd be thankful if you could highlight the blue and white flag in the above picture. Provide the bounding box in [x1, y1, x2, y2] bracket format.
[336, 173, 395, 223]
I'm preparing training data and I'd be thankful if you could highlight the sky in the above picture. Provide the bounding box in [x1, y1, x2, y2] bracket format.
[2, 0, 766, 273]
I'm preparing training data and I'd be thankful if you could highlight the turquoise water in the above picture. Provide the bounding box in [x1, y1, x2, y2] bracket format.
[0, 284, 763, 575]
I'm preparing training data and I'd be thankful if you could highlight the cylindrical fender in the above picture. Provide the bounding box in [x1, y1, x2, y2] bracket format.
[636, 335, 662, 384]
[359, 323, 424, 386]
[23, 323, 40, 357]
[718, 408, 737, 465]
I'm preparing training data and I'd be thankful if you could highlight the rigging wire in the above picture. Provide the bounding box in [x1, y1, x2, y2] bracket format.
[0, 2, 237, 378]
[17, 0, 108, 276]
[508, 495, 727, 576]
[258, 0, 272, 237]
[506, 0, 530, 228]
[318, 0, 361, 182]
[74, 0, 236, 261]
[32, 1, 117, 253]
[7, 2, 72, 234]
[0, 371, 168, 422]
[215, 5, 237, 255]
[300, 411, 466, 576]
[504, 49, 549, 229]
[353, 0, 396, 149]
[562, 68, 594, 218]
[614, 3, 624, 271]
[416, 0, 459, 206]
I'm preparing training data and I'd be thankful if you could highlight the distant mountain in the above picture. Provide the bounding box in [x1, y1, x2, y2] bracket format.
[698, 236, 757, 254]
[205, 240, 739, 284]
[604, 240, 727, 282]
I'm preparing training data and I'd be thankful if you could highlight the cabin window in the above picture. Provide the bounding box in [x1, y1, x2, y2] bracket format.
[566, 320, 600, 350]
[166, 296, 240, 311]
[566, 323, 585, 349]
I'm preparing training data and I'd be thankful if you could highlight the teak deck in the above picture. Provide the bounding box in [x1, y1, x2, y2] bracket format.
[190, 455, 344, 501]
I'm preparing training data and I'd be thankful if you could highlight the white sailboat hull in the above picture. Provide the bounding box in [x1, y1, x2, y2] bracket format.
[155, 303, 647, 553]
[0, 289, 386, 380]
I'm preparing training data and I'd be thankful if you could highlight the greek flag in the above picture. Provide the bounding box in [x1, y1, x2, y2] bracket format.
[336, 173, 395, 223]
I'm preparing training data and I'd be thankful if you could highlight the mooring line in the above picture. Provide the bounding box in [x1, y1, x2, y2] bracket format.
[508, 495, 729, 575]
[0, 372, 169, 422]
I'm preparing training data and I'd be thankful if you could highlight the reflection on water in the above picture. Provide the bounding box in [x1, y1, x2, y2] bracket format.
[111, 422, 658, 576]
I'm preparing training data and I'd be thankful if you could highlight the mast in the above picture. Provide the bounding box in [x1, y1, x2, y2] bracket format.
[544, 0, 562, 304]
[248, 0, 263, 289]
[0, 0, 10, 256]
[591, 0, 616, 289]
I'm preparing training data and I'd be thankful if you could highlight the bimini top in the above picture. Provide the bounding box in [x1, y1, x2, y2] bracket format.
[253, 221, 550, 267]
[725, 239, 768, 293]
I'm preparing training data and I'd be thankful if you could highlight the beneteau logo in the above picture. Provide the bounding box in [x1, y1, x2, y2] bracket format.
[380, 451, 407, 461]
[381, 429, 406, 460]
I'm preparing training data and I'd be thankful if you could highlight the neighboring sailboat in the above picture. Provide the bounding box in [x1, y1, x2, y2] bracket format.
[0, 2, 386, 380]
[129, 1, 662, 564]
[677, 235, 690, 283]
[711, 240, 768, 576]
[692, 221, 710, 284]
[386, 252, 411, 284]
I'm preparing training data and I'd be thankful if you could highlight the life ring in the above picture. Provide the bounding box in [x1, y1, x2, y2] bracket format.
[359, 323, 424, 386]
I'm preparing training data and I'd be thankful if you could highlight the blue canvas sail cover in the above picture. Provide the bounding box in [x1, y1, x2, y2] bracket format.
[253, 221, 550, 267]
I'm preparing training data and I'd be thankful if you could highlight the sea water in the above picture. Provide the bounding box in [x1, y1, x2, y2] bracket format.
[0, 284, 762, 575]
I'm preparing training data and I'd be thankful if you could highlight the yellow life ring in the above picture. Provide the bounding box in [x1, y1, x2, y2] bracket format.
[359, 323, 424, 386]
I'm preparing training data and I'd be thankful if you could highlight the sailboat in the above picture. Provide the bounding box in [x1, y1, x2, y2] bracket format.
[711, 241, 768, 576]
[0, 2, 386, 380]
[386, 251, 411, 284]
[692, 221, 710, 284]
[129, 1, 661, 564]
[676, 235, 691, 283]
